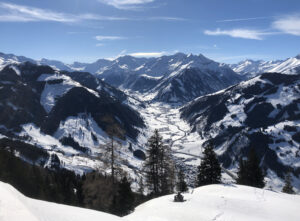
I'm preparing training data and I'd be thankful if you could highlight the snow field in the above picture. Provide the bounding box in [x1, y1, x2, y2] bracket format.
[2, 181, 300, 221]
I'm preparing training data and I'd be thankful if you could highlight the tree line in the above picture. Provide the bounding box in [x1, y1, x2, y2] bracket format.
[142, 129, 295, 196]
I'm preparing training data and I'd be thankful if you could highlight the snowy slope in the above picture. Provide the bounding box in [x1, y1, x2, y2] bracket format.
[0, 52, 35, 70]
[268, 56, 300, 74]
[230, 60, 282, 78]
[0, 62, 145, 177]
[0, 181, 122, 221]
[2, 180, 300, 221]
[37, 73, 99, 113]
[126, 184, 300, 221]
[180, 72, 300, 190]
[151, 66, 241, 104]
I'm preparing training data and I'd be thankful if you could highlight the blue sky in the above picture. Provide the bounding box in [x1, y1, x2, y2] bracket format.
[0, 0, 300, 63]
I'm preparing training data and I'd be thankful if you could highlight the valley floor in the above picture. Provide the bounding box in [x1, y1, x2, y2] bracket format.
[132, 93, 235, 184]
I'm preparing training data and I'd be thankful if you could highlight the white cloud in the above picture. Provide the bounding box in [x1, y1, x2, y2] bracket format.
[0, 2, 129, 23]
[95, 35, 125, 41]
[129, 52, 166, 57]
[99, 0, 155, 10]
[0, 2, 76, 22]
[96, 43, 105, 47]
[79, 13, 129, 21]
[147, 16, 187, 21]
[0, 2, 186, 23]
[272, 15, 300, 36]
[217, 16, 275, 23]
[204, 28, 274, 40]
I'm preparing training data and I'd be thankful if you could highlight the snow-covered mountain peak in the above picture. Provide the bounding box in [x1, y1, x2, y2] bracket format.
[232, 54, 300, 78]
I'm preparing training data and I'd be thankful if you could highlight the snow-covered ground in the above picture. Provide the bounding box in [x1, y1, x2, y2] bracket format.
[1, 181, 299, 221]
[127, 184, 300, 221]
[0, 181, 121, 221]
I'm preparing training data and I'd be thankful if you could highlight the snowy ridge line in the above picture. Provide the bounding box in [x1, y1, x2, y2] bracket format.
[172, 151, 237, 179]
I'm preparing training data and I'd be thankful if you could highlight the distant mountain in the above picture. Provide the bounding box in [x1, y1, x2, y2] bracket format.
[149, 54, 242, 104]
[0, 52, 242, 104]
[181, 72, 300, 182]
[0, 62, 145, 172]
[3, 52, 300, 105]
[230, 54, 300, 78]
[97, 53, 243, 104]
[38, 58, 74, 72]
[0, 52, 35, 69]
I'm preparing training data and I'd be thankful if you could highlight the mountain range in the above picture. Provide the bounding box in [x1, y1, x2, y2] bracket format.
[230, 55, 300, 78]
[0, 51, 300, 191]
[2, 52, 300, 79]
[0, 52, 243, 104]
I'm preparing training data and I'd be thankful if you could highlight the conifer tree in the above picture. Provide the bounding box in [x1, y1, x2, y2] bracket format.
[114, 176, 135, 216]
[144, 129, 174, 196]
[237, 157, 246, 185]
[197, 143, 221, 187]
[176, 167, 188, 192]
[282, 173, 295, 194]
[160, 143, 175, 195]
[236, 148, 265, 188]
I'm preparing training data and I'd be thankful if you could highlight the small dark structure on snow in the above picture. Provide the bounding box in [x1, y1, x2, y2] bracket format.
[174, 192, 184, 202]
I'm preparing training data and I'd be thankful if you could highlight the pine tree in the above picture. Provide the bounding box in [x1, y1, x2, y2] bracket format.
[236, 148, 265, 188]
[236, 157, 246, 185]
[159, 143, 175, 195]
[176, 167, 188, 192]
[144, 129, 174, 196]
[197, 143, 221, 187]
[282, 173, 295, 194]
[114, 176, 135, 216]
[144, 129, 161, 195]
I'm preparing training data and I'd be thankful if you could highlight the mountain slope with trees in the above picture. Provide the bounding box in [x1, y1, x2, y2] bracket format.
[180, 72, 300, 188]
[0, 62, 145, 174]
